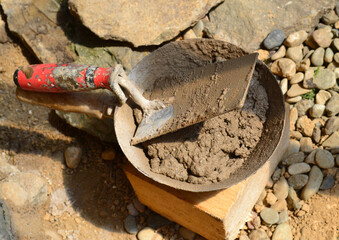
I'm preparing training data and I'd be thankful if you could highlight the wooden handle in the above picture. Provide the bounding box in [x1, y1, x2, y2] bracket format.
[13, 64, 113, 93]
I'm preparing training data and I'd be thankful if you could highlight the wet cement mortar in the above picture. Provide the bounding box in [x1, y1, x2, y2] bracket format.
[144, 70, 269, 184]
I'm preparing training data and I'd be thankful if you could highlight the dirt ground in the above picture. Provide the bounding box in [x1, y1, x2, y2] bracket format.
[0, 38, 338, 239]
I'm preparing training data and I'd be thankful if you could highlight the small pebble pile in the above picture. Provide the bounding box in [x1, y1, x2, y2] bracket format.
[237, 9, 338, 240]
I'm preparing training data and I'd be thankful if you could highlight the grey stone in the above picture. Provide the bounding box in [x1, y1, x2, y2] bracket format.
[322, 130, 339, 148]
[137, 227, 162, 240]
[324, 48, 334, 63]
[1, 0, 76, 63]
[322, 9, 339, 24]
[316, 90, 332, 104]
[271, 45, 286, 60]
[288, 174, 309, 190]
[312, 126, 321, 143]
[284, 152, 304, 165]
[312, 28, 332, 48]
[326, 93, 339, 116]
[68, 0, 222, 47]
[260, 208, 279, 225]
[325, 117, 339, 135]
[285, 139, 301, 157]
[295, 99, 314, 116]
[313, 69, 336, 90]
[270, 58, 296, 79]
[263, 29, 286, 49]
[205, 1, 335, 52]
[249, 229, 269, 240]
[288, 163, 311, 175]
[124, 215, 138, 234]
[287, 186, 302, 210]
[0, 201, 13, 240]
[133, 198, 145, 213]
[64, 146, 82, 169]
[286, 45, 303, 62]
[272, 223, 293, 240]
[305, 149, 318, 164]
[300, 137, 313, 153]
[272, 168, 282, 181]
[309, 104, 325, 118]
[127, 203, 139, 216]
[301, 166, 323, 200]
[320, 175, 335, 190]
[311, 47, 325, 66]
[315, 149, 335, 169]
[273, 177, 289, 200]
[147, 214, 171, 229]
[179, 227, 196, 240]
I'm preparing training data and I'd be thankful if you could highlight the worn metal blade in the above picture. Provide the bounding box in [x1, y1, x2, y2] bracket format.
[131, 53, 258, 145]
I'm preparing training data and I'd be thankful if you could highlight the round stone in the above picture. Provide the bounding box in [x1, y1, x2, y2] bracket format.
[273, 177, 289, 200]
[299, 137, 313, 153]
[288, 163, 311, 175]
[312, 28, 332, 48]
[324, 48, 334, 63]
[333, 38, 339, 51]
[334, 52, 339, 63]
[278, 209, 289, 224]
[320, 175, 335, 190]
[286, 45, 303, 62]
[309, 104, 325, 118]
[270, 58, 296, 79]
[127, 202, 139, 216]
[124, 215, 138, 234]
[263, 29, 286, 50]
[316, 90, 331, 104]
[64, 146, 82, 169]
[322, 10, 339, 24]
[312, 126, 321, 143]
[279, 78, 288, 95]
[315, 149, 335, 169]
[326, 93, 339, 116]
[324, 117, 339, 135]
[260, 208, 279, 225]
[271, 45, 286, 60]
[272, 223, 293, 240]
[313, 69, 336, 90]
[311, 47, 325, 66]
[271, 199, 288, 212]
[285, 152, 304, 165]
[290, 72, 304, 84]
[288, 174, 309, 190]
[137, 227, 162, 240]
[249, 229, 269, 240]
[301, 166, 323, 200]
[286, 139, 300, 157]
[284, 30, 308, 47]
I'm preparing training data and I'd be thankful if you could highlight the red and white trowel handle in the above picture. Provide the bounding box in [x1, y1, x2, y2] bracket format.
[13, 63, 153, 109]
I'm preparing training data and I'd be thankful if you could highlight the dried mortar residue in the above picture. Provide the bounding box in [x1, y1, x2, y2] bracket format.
[143, 70, 269, 184]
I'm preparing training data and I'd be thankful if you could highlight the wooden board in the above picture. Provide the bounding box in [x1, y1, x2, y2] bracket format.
[123, 108, 289, 240]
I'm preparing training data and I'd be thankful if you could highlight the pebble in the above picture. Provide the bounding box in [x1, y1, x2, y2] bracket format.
[285, 152, 304, 165]
[312, 28, 332, 48]
[127, 202, 139, 216]
[334, 52, 339, 63]
[289, 107, 298, 125]
[325, 117, 339, 135]
[306, 151, 319, 167]
[322, 131, 339, 148]
[326, 93, 339, 116]
[192, 20, 204, 37]
[183, 29, 197, 39]
[101, 148, 116, 160]
[285, 139, 300, 157]
[333, 38, 339, 51]
[271, 45, 286, 60]
[179, 227, 196, 240]
[324, 48, 334, 63]
[290, 131, 303, 140]
[313, 69, 336, 90]
[124, 215, 138, 234]
[295, 99, 314, 116]
[287, 187, 302, 210]
[133, 197, 145, 213]
[279, 78, 288, 95]
[278, 210, 288, 224]
[249, 229, 269, 240]
[296, 116, 315, 137]
[271, 199, 287, 212]
[284, 30, 308, 47]
[286, 45, 303, 62]
[260, 208, 279, 225]
[296, 58, 310, 71]
[316, 90, 331, 104]
[273, 177, 289, 200]
[320, 175, 335, 190]
[263, 29, 286, 50]
[322, 10, 339, 24]
[287, 84, 311, 98]
[270, 58, 296, 79]
[299, 137, 313, 153]
[0, 181, 28, 207]
[334, 68, 339, 78]
[64, 146, 82, 169]
[265, 192, 277, 206]
[312, 126, 321, 143]
[272, 223, 293, 240]
[288, 163, 311, 175]
[315, 149, 335, 169]
[311, 47, 325, 66]
[137, 227, 163, 240]
[272, 168, 282, 181]
[290, 72, 304, 84]
[286, 96, 302, 103]
[309, 104, 325, 118]
[288, 174, 309, 190]
[301, 166, 323, 200]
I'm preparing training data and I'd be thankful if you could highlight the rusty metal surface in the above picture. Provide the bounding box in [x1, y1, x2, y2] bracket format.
[114, 39, 288, 192]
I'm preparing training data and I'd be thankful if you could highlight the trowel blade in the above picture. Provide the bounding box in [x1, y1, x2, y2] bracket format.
[131, 53, 258, 145]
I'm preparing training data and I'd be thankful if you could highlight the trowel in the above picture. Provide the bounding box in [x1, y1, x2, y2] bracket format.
[14, 48, 258, 145]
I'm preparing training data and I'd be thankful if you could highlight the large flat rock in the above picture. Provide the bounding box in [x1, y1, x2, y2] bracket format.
[1, 0, 76, 63]
[205, 0, 335, 52]
[68, 0, 223, 47]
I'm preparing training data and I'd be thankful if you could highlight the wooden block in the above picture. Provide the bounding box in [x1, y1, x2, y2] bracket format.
[123, 110, 289, 240]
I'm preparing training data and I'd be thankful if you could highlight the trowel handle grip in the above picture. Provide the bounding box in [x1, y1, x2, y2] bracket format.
[13, 64, 114, 93]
